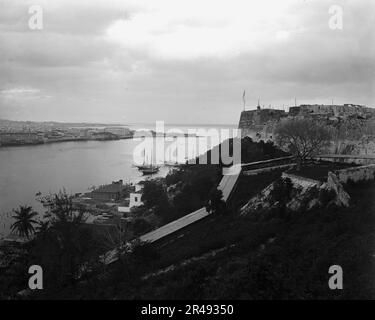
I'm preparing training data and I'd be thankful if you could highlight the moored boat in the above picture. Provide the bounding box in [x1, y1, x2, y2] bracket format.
[140, 166, 160, 175]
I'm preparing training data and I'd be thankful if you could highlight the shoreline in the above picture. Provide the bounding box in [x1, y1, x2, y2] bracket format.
[0, 135, 134, 148]
[0, 132, 205, 149]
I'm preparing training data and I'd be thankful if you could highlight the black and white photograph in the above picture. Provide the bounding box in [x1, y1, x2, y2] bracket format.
[0, 0, 374, 306]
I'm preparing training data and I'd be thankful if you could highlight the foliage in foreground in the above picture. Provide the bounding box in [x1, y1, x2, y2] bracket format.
[35, 179, 375, 300]
[1, 192, 106, 296]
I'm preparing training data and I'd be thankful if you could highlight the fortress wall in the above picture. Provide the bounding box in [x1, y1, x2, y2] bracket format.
[243, 163, 296, 176]
[333, 164, 375, 184]
[238, 109, 286, 139]
[315, 155, 375, 165]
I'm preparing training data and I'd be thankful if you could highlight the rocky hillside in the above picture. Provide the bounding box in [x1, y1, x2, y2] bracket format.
[240, 172, 350, 218]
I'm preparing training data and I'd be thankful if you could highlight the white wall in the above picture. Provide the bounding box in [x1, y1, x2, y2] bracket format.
[130, 193, 142, 207]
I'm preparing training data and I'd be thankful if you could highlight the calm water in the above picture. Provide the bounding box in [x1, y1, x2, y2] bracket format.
[0, 123, 236, 237]
[0, 139, 170, 238]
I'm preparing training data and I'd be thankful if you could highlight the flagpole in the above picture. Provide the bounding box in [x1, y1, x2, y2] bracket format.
[243, 90, 246, 111]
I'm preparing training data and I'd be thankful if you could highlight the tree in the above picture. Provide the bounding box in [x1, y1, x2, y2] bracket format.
[11, 205, 38, 238]
[42, 190, 84, 225]
[141, 179, 168, 209]
[141, 179, 174, 222]
[330, 116, 365, 154]
[35, 220, 50, 240]
[275, 118, 331, 170]
[29, 191, 100, 289]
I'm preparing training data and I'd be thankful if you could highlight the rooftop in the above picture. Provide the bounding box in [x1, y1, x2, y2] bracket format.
[92, 180, 126, 194]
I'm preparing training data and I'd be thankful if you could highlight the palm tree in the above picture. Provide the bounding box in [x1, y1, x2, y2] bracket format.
[11, 205, 38, 238]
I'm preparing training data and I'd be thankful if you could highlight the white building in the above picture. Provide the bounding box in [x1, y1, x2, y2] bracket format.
[118, 192, 143, 213]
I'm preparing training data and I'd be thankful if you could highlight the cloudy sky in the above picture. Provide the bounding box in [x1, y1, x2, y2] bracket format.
[0, 0, 374, 124]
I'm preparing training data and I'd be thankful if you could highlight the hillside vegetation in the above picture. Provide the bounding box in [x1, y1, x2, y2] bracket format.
[114, 180, 375, 299]
[43, 178, 375, 299]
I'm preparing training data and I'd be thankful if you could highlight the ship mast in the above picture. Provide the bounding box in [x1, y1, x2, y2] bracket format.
[242, 90, 246, 111]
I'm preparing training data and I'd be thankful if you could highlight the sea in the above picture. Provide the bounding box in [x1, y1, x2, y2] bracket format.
[0, 123, 237, 237]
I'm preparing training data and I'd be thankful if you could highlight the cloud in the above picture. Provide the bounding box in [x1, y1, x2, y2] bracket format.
[0, 86, 52, 103]
[0, 0, 373, 123]
[1, 87, 40, 95]
[0, 87, 39, 98]
[106, 0, 299, 59]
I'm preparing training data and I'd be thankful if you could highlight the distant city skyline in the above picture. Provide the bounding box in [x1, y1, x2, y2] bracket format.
[0, 0, 374, 124]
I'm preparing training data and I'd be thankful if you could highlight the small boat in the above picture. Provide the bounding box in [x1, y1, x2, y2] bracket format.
[134, 164, 151, 170]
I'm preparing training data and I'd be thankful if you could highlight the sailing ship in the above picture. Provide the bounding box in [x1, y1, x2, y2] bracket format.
[139, 165, 160, 175]
[134, 148, 160, 175]
[163, 144, 182, 167]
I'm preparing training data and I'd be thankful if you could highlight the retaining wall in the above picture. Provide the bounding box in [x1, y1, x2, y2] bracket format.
[315, 154, 375, 165]
[333, 164, 375, 184]
[243, 163, 296, 176]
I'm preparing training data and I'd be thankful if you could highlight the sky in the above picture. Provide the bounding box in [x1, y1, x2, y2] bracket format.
[0, 0, 374, 124]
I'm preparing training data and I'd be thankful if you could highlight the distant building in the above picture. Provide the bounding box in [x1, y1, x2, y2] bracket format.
[238, 104, 286, 138]
[91, 180, 128, 201]
[118, 184, 143, 214]
[91, 131, 119, 140]
[129, 192, 142, 208]
[237, 102, 374, 141]
[0, 132, 44, 146]
[118, 192, 143, 213]
[104, 127, 132, 138]
[289, 104, 373, 119]
[0, 233, 33, 245]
